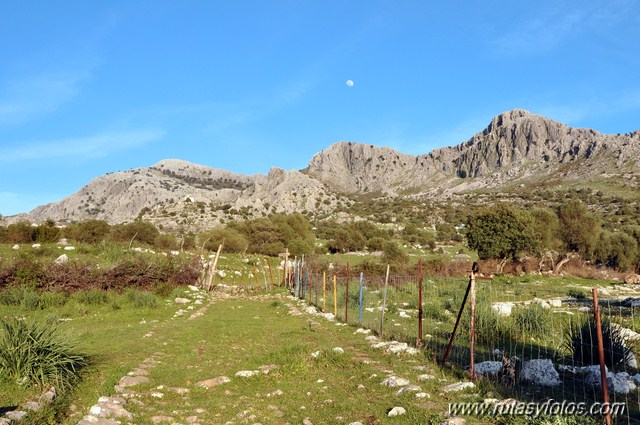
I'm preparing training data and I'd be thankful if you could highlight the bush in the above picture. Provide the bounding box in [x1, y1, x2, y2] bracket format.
[125, 289, 159, 308]
[0, 317, 88, 389]
[64, 220, 111, 244]
[565, 317, 634, 370]
[75, 289, 109, 305]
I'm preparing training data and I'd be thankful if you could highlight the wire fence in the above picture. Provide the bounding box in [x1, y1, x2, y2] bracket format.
[289, 259, 640, 424]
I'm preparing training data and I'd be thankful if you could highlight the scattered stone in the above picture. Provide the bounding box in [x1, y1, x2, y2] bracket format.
[12, 244, 19, 250]
[175, 298, 190, 304]
[311, 351, 321, 358]
[520, 359, 561, 387]
[442, 382, 475, 393]
[303, 418, 313, 425]
[418, 374, 435, 381]
[22, 401, 41, 411]
[32, 243, 41, 248]
[492, 302, 513, 316]
[5, 411, 27, 421]
[396, 385, 422, 395]
[64, 246, 76, 251]
[151, 416, 174, 423]
[387, 406, 406, 417]
[474, 361, 502, 376]
[55, 254, 69, 264]
[332, 347, 344, 354]
[196, 376, 231, 388]
[440, 417, 466, 425]
[354, 328, 371, 334]
[235, 370, 260, 378]
[118, 375, 151, 387]
[624, 274, 640, 285]
[381, 376, 410, 388]
[415, 392, 430, 399]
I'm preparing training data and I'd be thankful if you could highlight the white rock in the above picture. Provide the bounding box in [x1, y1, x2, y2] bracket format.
[64, 246, 75, 251]
[175, 298, 190, 304]
[332, 347, 344, 354]
[415, 392, 430, 398]
[418, 374, 435, 381]
[311, 351, 321, 359]
[387, 407, 406, 417]
[474, 361, 503, 376]
[442, 381, 475, 392]
[235, 370, 260, 378]
[217, 270, 226, 278]
[170, 250, 180, 256]
[32, 243, 41, 248]
[12, 244, 20, 250]
[396, 385, 421, 395]
[520, 359, 561, 387]
[381, 376, 410, 388]
[306, 306, 318, 314]
[355, 328, 371, 334]
[492, 302, 513, 316]
[55, 254, 69, 264]
[188, 285, 199, 291]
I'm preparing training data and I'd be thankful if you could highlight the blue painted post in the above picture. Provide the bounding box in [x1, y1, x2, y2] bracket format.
[359, 272, 364, 323]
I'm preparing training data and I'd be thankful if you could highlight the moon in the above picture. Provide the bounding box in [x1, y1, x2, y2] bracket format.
[346, 79, 354, 87]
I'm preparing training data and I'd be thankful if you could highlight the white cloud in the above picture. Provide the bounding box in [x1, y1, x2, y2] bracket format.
[0, 129, 165, 163]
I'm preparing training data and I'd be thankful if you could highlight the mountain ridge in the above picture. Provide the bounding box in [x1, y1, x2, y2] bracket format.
[4, 109, 639, 230]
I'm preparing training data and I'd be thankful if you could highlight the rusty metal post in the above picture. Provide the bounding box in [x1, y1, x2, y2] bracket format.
[380, 265, 390, 338]
[417, 258, 424, 348]
[346, 261, 350, 323]
[442, 269, 473, 363]
[323, 271, 327, 312]
[333, 274, 337, 317]
[469, 267, 477, 381]
[309, 268, 313, 304]
[592, 288, 612, 425]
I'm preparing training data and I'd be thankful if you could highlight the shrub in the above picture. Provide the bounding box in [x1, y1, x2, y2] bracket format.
[564, 317, 634, 370]
[0, 317, 88, 389]
[75, 289, 109, 305]
[125, 289, 159, 308]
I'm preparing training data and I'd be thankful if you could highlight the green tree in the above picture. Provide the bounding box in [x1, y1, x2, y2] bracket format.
[7, 222, 35, 243]
[558, 199, 600, 258]
[466, 204, 536, 260]
[202, 227, 248, 253]
[110, 221, 159, 246]
[64, 220, 111, 244]
[530, 207, 560, 253]
[381, 240, 408, 265]
[595, 230, 638, 271]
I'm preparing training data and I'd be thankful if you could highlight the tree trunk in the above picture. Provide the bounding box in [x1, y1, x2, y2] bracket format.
[554, 253, 574, 275]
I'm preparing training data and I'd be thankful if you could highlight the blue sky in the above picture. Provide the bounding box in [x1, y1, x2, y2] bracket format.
[1, 0, 639, 216]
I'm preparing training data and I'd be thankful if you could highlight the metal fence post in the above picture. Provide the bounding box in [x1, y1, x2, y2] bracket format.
[592, 288, 612, 425]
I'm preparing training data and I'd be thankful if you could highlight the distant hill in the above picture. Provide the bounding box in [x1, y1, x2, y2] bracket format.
[5, 109, 639, 231]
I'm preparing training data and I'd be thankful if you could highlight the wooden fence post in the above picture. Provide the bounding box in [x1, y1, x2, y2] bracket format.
[323, 271, 327, 312]
[359, 272, 364, 324]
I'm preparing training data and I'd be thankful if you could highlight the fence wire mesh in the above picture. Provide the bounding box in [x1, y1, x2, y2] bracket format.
[292, 262, 640, 423]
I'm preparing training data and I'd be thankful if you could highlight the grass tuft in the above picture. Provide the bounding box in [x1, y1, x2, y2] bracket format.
[0, 317, 88, 390]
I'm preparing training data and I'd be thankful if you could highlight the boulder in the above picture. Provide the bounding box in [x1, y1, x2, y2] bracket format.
[474, 361, 503, 376]
[624, 274, 640, 285]
[387, 407, 406, 417]
[196, 376, 231, 388]
[381, 376, 410, 388]
[492, 302, 513, 316]
[520, 359, 561, 386]
[55, 254, 69, 264]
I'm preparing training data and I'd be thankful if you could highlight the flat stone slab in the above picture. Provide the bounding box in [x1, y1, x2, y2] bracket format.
[118, 376, 151, 387]
[77, 416, 120, 425]
[442, 382, 475, 392]
[196, 376, 231, 388]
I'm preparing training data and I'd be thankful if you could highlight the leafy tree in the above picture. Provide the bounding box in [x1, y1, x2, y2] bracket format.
[367, 236, 386, 251]
[0, 226, 7, 243]
[530, 207, 560, 253]
[381, 240, 408, 265]
[7, 222, 35, 243]
[64, 220, 111, 244]
[558, 199, 600, 258]
[202, 227, 248, 253]
[466, 204, 536, 260]
[435, 222, 458, 242]
[110, 221, 159, 246]
[595, 230, 638, 271]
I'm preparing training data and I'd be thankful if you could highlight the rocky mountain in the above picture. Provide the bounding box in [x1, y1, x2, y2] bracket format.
[6, 109, 640, 230]
[306, 109, 640, 196]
